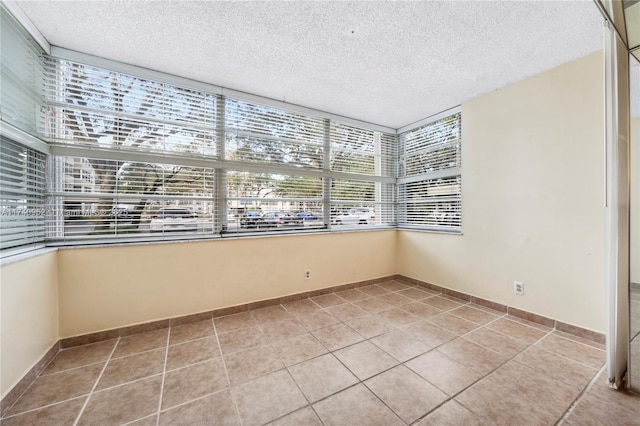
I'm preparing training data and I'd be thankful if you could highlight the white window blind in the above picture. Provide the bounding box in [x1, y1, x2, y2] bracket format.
[0, 137, 46, 250]
[329, 124, 396, 228]
[0, 6, 45, 138]
[39, 55, 400, 245]
[48, 156, 216, 241]
[44, 57, 220, 158]
[43, 58, 222, 242]
[330, 123, 396, 177]
[225, 171, 324, 233]
[225, 99, 324, 168]
[0, 6, 48, 254]
[398, 112, 461, 231]
[330, 179, 395, 227]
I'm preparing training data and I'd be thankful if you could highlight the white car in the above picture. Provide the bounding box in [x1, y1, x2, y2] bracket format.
[334, 208, 375, 225]
[150, 208, 198, 232]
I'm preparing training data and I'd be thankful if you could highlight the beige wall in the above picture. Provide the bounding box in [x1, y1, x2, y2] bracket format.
[0, 251, 59, 399]
[57, 230, 397, 337]
[398, 51, 606, 333]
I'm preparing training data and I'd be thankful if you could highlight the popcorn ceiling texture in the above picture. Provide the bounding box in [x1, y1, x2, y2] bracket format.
[17, 0, 603, 128]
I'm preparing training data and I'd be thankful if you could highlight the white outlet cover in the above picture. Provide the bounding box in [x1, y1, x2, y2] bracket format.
[514, 281, 524, 295]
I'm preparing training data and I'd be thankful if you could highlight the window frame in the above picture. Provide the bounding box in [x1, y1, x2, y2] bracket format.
[40, 54, 398, 246]
[396, 107, 462, 234]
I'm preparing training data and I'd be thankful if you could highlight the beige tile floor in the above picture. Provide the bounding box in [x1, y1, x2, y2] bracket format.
[2, 280, 639, 425]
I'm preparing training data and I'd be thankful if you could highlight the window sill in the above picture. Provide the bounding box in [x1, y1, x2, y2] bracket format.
[397, 226, 463, 236]
[0, 246, 58, 267]
[47, 226, 397, 251]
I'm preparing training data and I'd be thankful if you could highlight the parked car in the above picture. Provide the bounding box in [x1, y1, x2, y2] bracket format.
[333, 208, 375, 225]
[280, 212, 304, 226]
[150, 208, 198, 232]
[240, 210, 267, 228]
[263, 212, 284, 227]
[296, 211, 320, 221]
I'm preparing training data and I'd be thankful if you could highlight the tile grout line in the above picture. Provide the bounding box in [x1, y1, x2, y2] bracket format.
[409, 321, 556, 425]
[1, 341, 71, 418]
[253, 301, 330, 424]
[72, 337, 120, 426]
[212, 317, 244, 426]
[409, 311, 563, 423]
[121, 414, 156, 426]
[36, 360, 109, 378]
[555, 363, 608, 425]
[153, 326, 171, 426]
[523, 333, 607, 372]
[280, 364, 326, 425]
[294, 290, 473, 425]
[1, 395, 88, 421]
[275, 288, 466, 424]
[268, 292, 400, 424]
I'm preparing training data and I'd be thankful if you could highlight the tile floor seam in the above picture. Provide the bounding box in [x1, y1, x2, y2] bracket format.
[211, 317, 243, 426]
[153, 325, 171, 426]
[547, 330, 607, 352]
[446, 306, 503, 326]
[111, 344, 169, 362]
[37, 360, 109, 377]
[121, 414, 156, 425]
[0, 370, 46, 416]
[157, 388, 228, 415]
[423, 320, 555, 405]
[277, 366, 322, 423]
[465, 325, 602, 422]
[166, 332, 214, 347]
[303, 381, 362, 410]
[458, 317, 536, 353]
[291, 333, 428, 424]
[161, 356, 219, 374]
[484, 316, 546, 337]
[248, 309, 274, 339]
[555, 363, 608, 426]
[401, 362, 480, 425]
[281, 344, 405, 423]
[332, 344, 382, 382]
[407, 327, 557, 425]
[358, 379, 410, 425]
[396, 310, 507, 358]
[0, 348, 62, 418]
[525, 333, 607, 372]
[0, 395, 89, 421]
[72, 337, 120, 426]
[73, 372, 166, 396]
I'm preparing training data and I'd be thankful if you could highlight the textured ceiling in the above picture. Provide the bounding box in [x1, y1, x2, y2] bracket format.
[16, 0, 604, 129]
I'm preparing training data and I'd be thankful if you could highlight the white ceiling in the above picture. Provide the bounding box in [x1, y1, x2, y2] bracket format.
[16, 0, 604, 129]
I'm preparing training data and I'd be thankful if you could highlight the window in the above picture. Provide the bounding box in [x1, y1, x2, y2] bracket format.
[48, 156, 216, 240]
[1, 8, 464, 253]
[398, 111, 462, 232]
[223, 99, 326, 234]
[42, 57, 397, 243]
[0, 138, 46, 250]
[1, 6, 45, 138]
[329, 123, 396, 228]
[44, 58, 221, 241]
[0, 6, 48, 253]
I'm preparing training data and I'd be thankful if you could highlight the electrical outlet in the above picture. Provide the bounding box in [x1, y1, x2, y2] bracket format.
[514, 281, 524, 295]
[304, 269, 311, 280]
